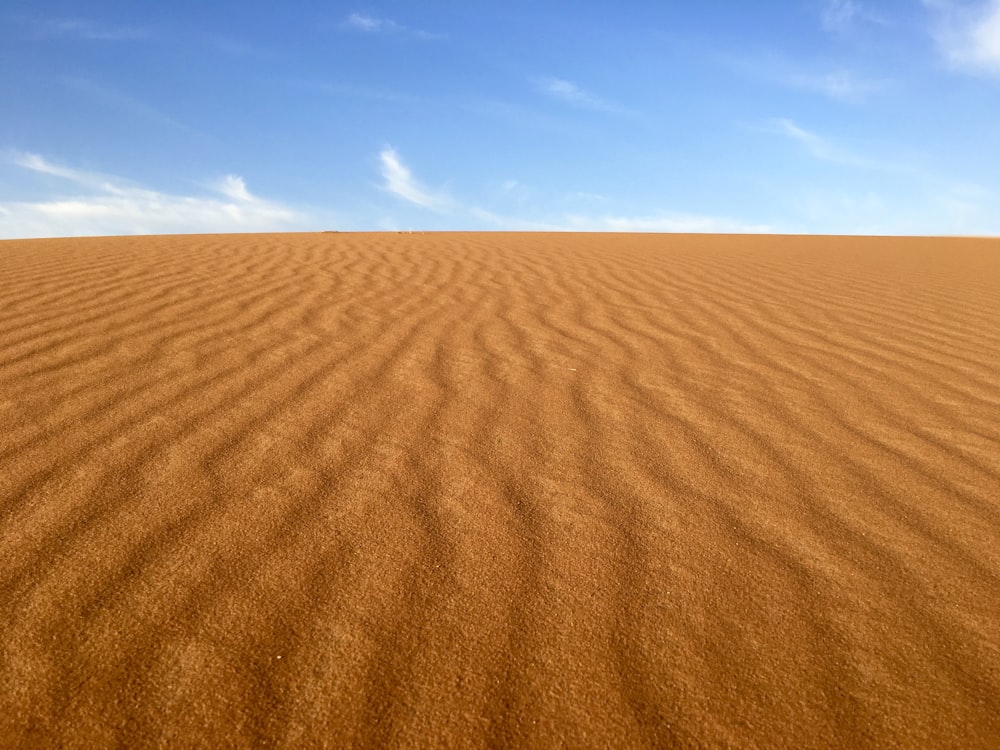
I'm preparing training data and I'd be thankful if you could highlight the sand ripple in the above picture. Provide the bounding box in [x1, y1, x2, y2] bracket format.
[1, 232, 998, 748]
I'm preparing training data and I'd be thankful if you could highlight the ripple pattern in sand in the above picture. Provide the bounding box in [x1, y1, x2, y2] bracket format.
[1, 232, 999, 749]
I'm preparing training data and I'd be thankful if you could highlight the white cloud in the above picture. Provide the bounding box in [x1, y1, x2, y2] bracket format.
[7, 151, 133, 196]
[216, 175, 253, 201]
[925, 0, 1000, 76]
[10, 151, 112, 187]
[538, 77, 627, 114]
[378, 147, 452, 211]
[1, 151, 303, 238]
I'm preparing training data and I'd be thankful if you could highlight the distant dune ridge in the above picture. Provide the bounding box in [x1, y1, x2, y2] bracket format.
[1, 232, 998, 748]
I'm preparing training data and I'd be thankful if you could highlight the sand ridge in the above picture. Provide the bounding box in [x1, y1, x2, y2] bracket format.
[1, 232, 998, 748]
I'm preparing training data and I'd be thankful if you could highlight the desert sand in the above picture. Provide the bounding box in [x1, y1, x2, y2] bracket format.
[1, 232, 998, 748]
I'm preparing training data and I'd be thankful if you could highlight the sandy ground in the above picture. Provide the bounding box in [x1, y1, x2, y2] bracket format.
[0, 232, 998, 749]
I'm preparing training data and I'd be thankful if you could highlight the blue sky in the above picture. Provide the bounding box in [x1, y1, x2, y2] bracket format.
[2, 0, 999, 237]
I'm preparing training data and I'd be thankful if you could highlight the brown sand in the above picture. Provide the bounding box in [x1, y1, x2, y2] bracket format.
[1, 232, 998, 748]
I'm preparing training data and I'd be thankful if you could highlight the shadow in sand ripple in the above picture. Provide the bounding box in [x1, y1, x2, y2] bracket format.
[1, 232, 999, 748]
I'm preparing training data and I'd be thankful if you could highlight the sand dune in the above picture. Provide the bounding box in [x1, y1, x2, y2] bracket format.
[1, 232, 998, 748]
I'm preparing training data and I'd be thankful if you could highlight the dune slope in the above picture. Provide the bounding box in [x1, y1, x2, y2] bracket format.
[1, 232, 998, 748]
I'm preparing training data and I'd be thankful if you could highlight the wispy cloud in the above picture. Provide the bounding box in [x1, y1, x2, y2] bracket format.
[7, 151, 135, 196]
[375, 148, 769, 232]
[785, 69, 885, 102]
[768, 118, 873, 167]
[821, 0, 885, 33]
[63, 78, 202, 137]
[341, 13, 440, 39]
[764, 119, 1000, 234]
[769, 118, 957, 178]
[537, 77, 628, 114]
[1, 152, 303, 238]
[468, 208, 770, 233]
[925, 0, 1000, 76]
[344, 13, 389, 32]
[786, 181, 1000, 235]
[379, 147, 452, 211]
[562, 214, 773, 233]
[200, 34, 267, 58]
[930, 180, 1000, 232]
[297, 79, 425, 105]
[21, 17, 148, 41]
[721, 52, 886, 103]
[469, 99, 585, 136]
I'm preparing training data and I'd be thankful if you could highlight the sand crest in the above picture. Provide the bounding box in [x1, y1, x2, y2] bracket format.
[1, 232, 998, 748]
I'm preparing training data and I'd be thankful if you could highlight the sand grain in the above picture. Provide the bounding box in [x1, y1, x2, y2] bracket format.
[1, 232, 998, 748]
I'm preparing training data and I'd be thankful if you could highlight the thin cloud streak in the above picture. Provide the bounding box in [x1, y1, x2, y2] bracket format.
[1, 152, 303, 238]
[63, 78, 203, 138]
[377, 148, 769, 233]
[769, 118, 873, 167]
[566, 214, 773, 233]
[766, 120, 1000, 234]
[22, 17, 148, 41]
[298, 79, 425, 105]
[8, 151, 128, 194]
[344, 13, 385, 32]
[785, 69, 884, 102]
[379, 147, 452, 211]
[537, 77, 629, 114]
[341, 13, 441, 39]
[721, 52, 886, 103]
[471, 208, 771, 233]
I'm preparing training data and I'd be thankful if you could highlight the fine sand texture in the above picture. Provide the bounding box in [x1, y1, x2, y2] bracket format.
[1, 232, 998, 749]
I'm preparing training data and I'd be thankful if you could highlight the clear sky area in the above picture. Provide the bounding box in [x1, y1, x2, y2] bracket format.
[2, 1, 999, 237]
